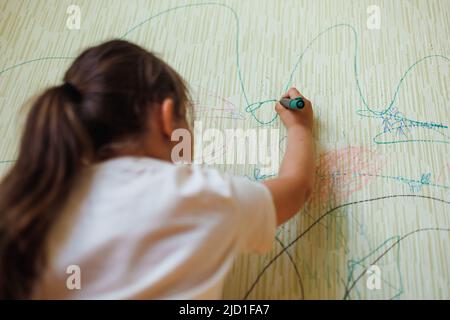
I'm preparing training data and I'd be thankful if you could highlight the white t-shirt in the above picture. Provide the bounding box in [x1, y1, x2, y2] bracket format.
[33, 156, 277, 299]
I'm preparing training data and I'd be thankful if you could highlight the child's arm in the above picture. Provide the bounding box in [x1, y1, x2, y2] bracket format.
[262, 87, 315, 226]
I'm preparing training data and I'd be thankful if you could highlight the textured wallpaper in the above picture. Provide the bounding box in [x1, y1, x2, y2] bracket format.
[0, 0, 449, 299]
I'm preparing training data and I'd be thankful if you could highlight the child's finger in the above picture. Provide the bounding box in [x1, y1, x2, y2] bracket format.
[275, 102, 285, 114]
[280, 87, 305, 100]
[281, 92, 290, 99]
[287, 87, 302, 99]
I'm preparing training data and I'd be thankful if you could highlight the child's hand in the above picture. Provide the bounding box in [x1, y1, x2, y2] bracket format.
[275, 87, 313, 132]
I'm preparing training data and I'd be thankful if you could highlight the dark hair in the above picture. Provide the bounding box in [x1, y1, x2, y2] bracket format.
[0, 40, 189, 299]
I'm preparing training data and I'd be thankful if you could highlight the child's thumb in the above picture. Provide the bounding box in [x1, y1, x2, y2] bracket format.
[275, 102, 285, 114]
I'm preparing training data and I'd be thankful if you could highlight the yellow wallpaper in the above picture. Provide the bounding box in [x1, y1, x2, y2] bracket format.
[0, 0, 449, 299]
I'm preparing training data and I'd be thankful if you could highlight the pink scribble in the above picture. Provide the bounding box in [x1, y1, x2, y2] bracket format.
[311, 146, 385, 207]
[190, 84, 243, 121]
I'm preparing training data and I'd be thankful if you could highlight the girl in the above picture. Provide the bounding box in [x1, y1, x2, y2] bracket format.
[0, 40, 315, 299]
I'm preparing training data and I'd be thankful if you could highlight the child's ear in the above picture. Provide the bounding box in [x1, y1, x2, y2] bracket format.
[160, 98, 176, 138]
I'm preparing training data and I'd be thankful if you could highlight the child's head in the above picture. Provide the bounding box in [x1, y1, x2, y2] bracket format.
[60, 39, 191, 161]
[0, 40, 191, 299]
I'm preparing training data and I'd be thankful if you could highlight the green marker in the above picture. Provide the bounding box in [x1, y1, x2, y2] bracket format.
[280, 97, 305, 110]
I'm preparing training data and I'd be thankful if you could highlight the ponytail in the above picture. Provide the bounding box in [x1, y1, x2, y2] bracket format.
[0, 83, 92, 299]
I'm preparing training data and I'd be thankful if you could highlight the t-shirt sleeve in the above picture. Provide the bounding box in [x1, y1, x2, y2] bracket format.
[174, 166, 277, 255]
[228, 175, 277, 254]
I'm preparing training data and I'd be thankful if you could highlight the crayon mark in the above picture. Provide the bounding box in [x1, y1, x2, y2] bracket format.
[275, 236, 305, 300]
[246, 24, 449, 145]
[343, 227, 450, 300]
[1, 5, 448, 146]
[313, 147, 385, 207]
[243, 194, 450, 299]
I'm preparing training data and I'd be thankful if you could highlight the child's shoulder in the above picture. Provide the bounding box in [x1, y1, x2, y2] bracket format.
[92, 156, 236, 193]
